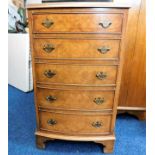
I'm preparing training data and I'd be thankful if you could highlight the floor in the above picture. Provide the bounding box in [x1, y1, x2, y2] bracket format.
[8, 85, 146, 155]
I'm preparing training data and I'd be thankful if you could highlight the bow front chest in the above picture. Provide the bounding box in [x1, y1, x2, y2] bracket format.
[27, 2, 129, 153]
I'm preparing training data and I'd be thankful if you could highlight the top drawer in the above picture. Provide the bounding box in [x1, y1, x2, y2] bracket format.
[32, 13, 123, 34]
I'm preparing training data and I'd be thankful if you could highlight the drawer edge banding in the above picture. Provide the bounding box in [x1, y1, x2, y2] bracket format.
[39, 106, 113, 113]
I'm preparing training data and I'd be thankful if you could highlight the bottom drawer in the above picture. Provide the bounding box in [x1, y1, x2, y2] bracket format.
[39, 111, 112, 135]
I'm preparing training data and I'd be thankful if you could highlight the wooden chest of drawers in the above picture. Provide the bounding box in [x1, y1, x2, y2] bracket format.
[27, 2, 129, 153]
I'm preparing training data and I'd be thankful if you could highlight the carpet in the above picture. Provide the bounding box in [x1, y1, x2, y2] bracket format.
[8, 85, 146, 155]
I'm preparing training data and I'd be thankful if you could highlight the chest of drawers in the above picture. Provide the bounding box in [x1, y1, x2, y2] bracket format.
[27, 2, 129, 153]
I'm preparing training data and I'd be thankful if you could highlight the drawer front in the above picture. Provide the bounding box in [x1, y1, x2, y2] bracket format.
[39, 111, 112, 134]
[34, 39, 120, 59]
[37, 88, 115, 111]
[33, 13, 123, 33]
[35, 64, 117, 85]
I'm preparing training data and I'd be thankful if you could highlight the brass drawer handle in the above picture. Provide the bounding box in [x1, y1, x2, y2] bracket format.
[94, 97, 105, 105]
[98, 46, 110, 54]
[47, 119, 57, 126]
[43, 44, 55, 53]
[44, 70, 56, 78]
[42, 18, 54, 28]
[96, 72, 107, 80]
[46, 95, 57, 102]
[92, 121, 103, 128]
[99, 20, 112, 29]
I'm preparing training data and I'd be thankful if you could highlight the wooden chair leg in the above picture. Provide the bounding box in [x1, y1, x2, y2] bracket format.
[95, 140, 115, 154]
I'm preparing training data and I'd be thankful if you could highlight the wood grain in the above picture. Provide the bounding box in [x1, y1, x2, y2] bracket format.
[28, 5, 129, 152]
[33, 13, 123, 34]
[33, 38, 120, 60]
[39, 110, 112, 135]
[28, 10, 40, 129]
[118, 0, 146, 112]
[35, 63, 118, 85]
[36, 130, 115, 139]
[125, 0, 146, 108]
[36, 87, 115, 111]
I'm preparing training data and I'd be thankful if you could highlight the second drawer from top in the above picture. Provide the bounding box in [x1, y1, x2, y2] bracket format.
[33, 38, 120, 60]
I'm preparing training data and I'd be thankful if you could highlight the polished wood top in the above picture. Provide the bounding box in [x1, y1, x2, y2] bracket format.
[27, 2, 131, 9]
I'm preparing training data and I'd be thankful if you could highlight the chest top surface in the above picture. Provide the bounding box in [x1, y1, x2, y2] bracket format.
[27, 2, 131, 9]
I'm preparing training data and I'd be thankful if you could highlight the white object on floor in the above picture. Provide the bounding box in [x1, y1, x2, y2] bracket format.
[8, 33, 33, 92]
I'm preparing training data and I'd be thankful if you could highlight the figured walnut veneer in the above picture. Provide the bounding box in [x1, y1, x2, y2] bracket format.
[27, 3, 129, 153]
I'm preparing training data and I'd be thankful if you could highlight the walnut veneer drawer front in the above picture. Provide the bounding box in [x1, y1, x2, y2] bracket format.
[37, 87, 115, 111]
[39, 111, 112, 135]
[33, 13, 123, 34]
[34, 39, 120, 59]
[35, 64, 117, 85]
